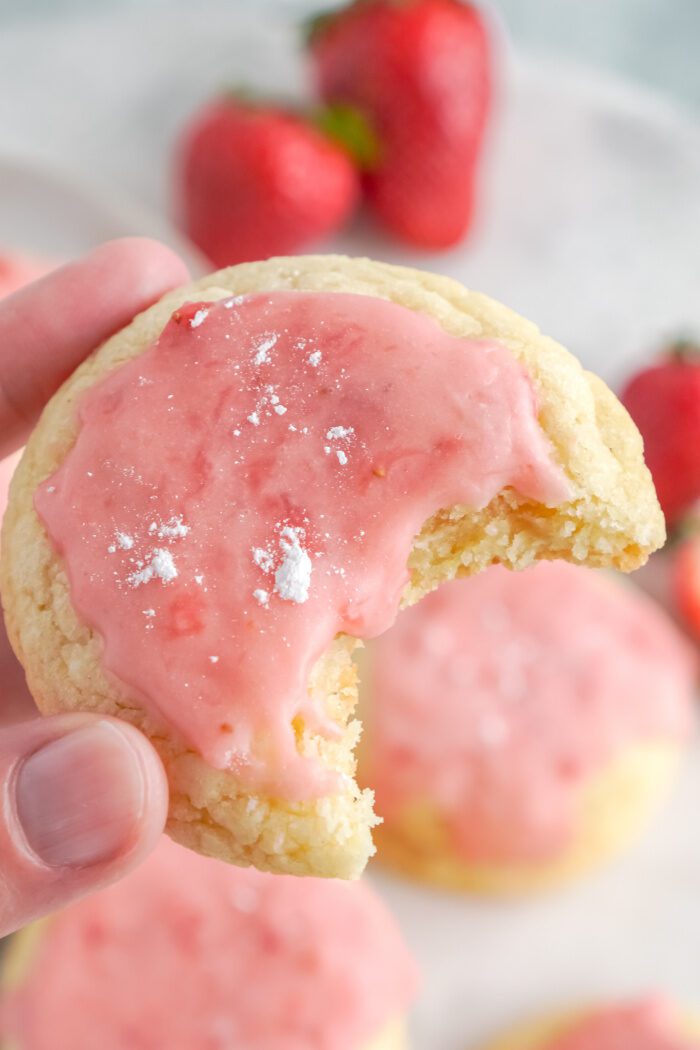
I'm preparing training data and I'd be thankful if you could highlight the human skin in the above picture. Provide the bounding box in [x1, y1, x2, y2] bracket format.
[0, 239, 189, 937]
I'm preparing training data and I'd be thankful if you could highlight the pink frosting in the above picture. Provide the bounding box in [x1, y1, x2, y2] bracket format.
[548, 998, 699, 1049]
[35, 291, 569, 798]
[367, 563, 696, 862]
[0, 252, 54, 299]
[0, 838, 418, 1050]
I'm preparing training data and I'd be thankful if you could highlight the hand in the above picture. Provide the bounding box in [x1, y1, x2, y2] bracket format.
[0, 239, 188, 936]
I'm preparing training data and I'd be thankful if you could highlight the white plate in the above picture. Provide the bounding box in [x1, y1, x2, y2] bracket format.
[0, 6, 699, 1047]
[0, 149, 205, 271]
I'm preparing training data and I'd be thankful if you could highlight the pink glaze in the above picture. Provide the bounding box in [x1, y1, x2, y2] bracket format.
[367, 562, 696, 862]
[0, 838, 418, 1050]
[35, 291, 569, 797]
[0, 252, 54, 299]
[548, 998, 699, 1050]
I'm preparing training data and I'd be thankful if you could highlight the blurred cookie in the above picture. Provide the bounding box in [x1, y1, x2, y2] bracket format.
[483, 997, 700, 1049]
[363, 562, 696, 893]
[1, 837, 417, 1050]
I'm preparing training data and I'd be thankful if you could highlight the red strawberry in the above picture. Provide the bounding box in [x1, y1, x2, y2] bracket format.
[621, 341, 700, 527]
[174, 97, 359, 266]
[674, 533, 700, 641]
[308, 0, 491, 250]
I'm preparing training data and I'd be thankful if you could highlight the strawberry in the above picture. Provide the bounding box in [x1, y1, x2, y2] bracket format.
[621, 341, 700, 527]
[308, 0, 491, 250]
[673, 532, 700, 641]
[174, 97, 359, 266]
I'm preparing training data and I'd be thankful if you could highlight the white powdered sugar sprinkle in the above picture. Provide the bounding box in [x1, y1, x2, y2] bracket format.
[247, 411, 260, 426]
[274, 527, 312, 604]
[150, 516, 189, 540]
[307, 350, 322, 367]
[336, 450, 348, 465]
[189, 308, 210, 329]
[252, 547, 274, 573]
[128, 548, 178, 588]
[252, 334, 277, 366]
[326, 426, 354, 440]
[253, 588, 270, 607]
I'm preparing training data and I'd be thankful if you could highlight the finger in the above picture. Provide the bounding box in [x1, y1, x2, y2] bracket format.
[0, 713, 168, 936]
[0, 619, 35, 727]
[0, 238, 189, 456]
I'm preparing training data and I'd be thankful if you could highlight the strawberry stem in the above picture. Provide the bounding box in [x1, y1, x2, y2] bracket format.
[314, 103, 381, 170]
[668, 338, 700, 363]
[302, 7, 338, 45]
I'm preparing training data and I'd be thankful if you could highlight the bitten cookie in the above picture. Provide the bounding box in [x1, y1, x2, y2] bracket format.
[362, 561, 696, 894]
[0, 255, 664, 878]
[483, 998, 700, 1049]
[0, 838, 417, 1050]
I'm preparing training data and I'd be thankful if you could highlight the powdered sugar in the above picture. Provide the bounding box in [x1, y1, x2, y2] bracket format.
[274, 527, 312, 604]
[252, 334, 277, 366]
[252, 547, 274, 573]
[150, 516, 190, 540]
[326, 426, 354, 441]
[128, 548, 178, 588]
[190, 308, 209, 329]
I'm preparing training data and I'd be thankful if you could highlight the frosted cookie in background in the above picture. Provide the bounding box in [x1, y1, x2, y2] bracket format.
[482, 997, 700, 1049]
[362, 562, 697, 894]
[0, 837, 418, 1050]
[0, 254, 665, 879]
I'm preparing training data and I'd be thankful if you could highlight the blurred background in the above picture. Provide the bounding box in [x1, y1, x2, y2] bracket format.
[2, 0, 700, 110]
[1, 3, 699, 1048]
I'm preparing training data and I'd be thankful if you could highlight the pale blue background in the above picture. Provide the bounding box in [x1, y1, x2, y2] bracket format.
[2, 0, 699, 111]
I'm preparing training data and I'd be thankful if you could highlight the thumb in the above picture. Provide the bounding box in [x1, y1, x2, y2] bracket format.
[0, 713, 168, 937]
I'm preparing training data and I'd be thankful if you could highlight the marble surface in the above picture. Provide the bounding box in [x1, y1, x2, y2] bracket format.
[1, 0, 699, 111]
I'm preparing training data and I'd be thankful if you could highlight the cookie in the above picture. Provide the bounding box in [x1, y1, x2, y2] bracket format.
[483, 998, 700, 1049]
[0, 255, 664, 878]
[0, 837, 416, 1050]
[362, 562, 696, 894]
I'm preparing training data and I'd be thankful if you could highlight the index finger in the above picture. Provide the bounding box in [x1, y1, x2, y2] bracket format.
[0, 238, 189, 457]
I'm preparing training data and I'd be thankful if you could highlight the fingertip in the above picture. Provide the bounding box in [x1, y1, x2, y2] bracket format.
[100, 717, 169, 870]
[86, 238, 190, 300]
[0, 237, 190, 455]
[0, 714, 169, 935]
[13, 716, 168, 874]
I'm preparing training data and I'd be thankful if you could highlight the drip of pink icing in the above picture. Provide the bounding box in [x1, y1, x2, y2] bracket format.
[0, 838, 418, 1050]
[548, 999, 698, 1050]
[35, 291, 569, 798]
[368, 562, 696, 862]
